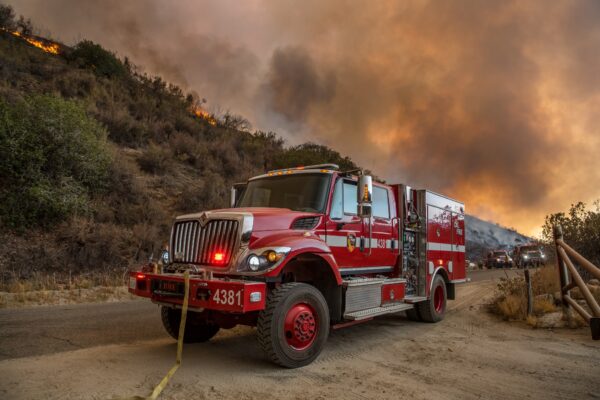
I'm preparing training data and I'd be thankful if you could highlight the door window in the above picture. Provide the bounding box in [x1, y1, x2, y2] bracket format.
[343, 182, 358, 215]
[330, 179, 358, 219]
[372, 186, 390, 219]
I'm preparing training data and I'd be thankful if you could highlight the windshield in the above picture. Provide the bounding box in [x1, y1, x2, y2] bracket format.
[238, 173, 331, 213]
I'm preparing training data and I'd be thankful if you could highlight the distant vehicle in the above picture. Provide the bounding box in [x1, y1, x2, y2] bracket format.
[485, 250, 513, 269]
[465, 259, 477, 270]
[513, 244, 546, 268]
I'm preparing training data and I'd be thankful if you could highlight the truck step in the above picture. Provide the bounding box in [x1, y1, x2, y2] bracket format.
[344, 303, 414, 320]
[342, 277, 386, 287]
[403, 296, 427, 304]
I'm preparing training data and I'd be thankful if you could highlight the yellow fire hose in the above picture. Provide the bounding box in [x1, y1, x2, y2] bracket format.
[115, 270, 190, 400]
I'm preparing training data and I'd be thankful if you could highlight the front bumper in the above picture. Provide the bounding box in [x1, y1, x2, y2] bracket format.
[128, 271, 266, 313]
[521, 258, 543, 265]
[493, 261, 512, 268]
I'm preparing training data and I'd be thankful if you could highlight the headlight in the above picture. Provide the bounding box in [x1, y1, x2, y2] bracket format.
[541, 254, 546, 259]
[160, 250, 170, 265]
[523, 255, 529, 260]
[241, 247, 291, 273]
[247, 255, 261, 271]
[496, 258, 501, 262]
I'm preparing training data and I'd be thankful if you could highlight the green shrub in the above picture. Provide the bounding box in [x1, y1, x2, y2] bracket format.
[0, 95, 111, 229]
[137, 142, 174, 175]
[67, 40, 127, 78]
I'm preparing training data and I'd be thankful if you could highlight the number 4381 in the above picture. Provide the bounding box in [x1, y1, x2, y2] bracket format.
[212, 288, 242, 306]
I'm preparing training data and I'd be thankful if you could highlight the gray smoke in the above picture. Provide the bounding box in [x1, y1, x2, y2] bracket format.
[7, 0, 600, 235]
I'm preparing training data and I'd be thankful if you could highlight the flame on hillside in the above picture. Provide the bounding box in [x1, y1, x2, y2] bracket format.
[4, 29, 60, 54]
[191, 105, 217, 126]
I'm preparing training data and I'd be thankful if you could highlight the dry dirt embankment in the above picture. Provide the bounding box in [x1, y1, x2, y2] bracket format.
[0, 275, 598, 400]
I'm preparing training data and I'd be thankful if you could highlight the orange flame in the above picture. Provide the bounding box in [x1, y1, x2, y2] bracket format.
[5, 29, 60, 54]
[191, 105, 217, 126]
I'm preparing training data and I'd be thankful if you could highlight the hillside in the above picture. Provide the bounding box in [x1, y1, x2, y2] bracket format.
[0, 16, 360, 286]
[465, 215, 531, 261]
[0, 8, 529, 287]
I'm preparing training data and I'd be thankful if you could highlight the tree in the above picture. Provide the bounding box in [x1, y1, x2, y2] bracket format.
[219, 111, 252, 131]
[273, 142, 359, 171]
[0, 4, 16, 30]
[542, 201, 600, 274]
[16, 15, 32, 35]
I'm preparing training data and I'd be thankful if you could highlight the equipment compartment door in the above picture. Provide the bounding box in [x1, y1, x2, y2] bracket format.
[369, 185, 396, 268]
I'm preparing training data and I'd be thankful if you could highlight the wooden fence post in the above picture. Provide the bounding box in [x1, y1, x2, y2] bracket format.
[524, 269, 533, 316]
[553, 225, 573, 325]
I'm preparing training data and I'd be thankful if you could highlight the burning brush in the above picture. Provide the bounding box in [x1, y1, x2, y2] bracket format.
[3, 28, 61, 54]
[190, 105, 217, 126]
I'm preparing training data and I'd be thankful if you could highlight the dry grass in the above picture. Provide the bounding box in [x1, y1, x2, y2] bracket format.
[491, 265, 560, 321]
[496, 294, 526, 320]
[0, 269, 133, 308]
[0, 270, 127, 293]
[526, 315, 538, 327]
[0, 285, 134, 308]
[491, 265, 600, 331]
[533, 298, 557, 314]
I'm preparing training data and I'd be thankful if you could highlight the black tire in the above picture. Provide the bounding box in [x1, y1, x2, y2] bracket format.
[418, 274, 447, 323]
[257, 282, 330, 368]
[405, 306, 422, 321]
[160, 306, 220, 343]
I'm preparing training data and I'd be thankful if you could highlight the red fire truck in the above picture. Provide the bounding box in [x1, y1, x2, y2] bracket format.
[129, 164, 466, 368]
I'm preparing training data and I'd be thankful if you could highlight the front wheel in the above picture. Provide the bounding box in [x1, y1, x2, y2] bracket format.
[257, 282, 330, 368]
[418, 274, 447, 323]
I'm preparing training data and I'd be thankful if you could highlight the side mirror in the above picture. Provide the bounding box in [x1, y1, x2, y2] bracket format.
[357, 175, 373, 217]
[230, 183, 246, 208]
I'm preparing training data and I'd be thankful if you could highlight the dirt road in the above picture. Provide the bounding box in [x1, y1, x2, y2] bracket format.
[1, 270, 598, 400]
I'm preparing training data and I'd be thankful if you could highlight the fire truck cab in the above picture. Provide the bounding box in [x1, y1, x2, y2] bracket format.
[129, 164, 466, 368]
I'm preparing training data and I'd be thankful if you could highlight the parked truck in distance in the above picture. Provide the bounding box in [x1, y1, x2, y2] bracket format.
[513, 244, 546, 268]
[485, 250, 513, 269]
[129, 164, 466, 368]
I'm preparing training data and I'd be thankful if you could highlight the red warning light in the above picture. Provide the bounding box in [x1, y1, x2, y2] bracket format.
[213, 252, 225, 262]
[136, 273, 146, 279]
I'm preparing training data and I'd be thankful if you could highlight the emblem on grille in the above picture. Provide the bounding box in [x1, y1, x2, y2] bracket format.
[199, 212, 209, 226]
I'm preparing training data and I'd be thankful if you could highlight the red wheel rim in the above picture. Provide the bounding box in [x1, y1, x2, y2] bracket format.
[434, 285, 445, 313]
[283, 302, 318, 351]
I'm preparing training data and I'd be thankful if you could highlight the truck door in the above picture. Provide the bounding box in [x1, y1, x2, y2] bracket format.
[325, 178, 366, 270]
[325, 178, 395, 275]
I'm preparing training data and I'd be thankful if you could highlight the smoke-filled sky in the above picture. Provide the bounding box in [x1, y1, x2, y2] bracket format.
[8, 0, 600, 236]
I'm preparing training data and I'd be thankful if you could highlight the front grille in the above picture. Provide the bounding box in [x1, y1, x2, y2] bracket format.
[291, 216, 320, 230]
[171, 219, 239, 266]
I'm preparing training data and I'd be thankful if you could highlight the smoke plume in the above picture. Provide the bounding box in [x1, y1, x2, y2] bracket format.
[8, 0, 600, 235]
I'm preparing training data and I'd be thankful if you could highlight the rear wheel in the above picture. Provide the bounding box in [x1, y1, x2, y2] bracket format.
[418, 275, 447, 323]
[257, 282, 330, 368]
[160, 306, 220, 343]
